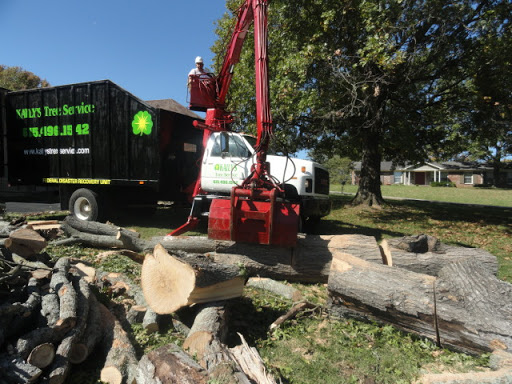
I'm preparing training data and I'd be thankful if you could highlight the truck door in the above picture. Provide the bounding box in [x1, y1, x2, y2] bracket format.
[201, 132, 253, 193]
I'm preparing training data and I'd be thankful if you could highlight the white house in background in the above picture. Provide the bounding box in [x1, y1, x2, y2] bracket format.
[351, 161, 512, 187]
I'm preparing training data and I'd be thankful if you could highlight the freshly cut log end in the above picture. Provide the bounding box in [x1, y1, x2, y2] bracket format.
[141, 245, 196, 314]
[141, 244, 245, 314]
[100, 367, 123, 384]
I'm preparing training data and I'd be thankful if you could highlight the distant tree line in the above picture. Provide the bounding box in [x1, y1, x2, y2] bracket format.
[0, 65, 50, 91]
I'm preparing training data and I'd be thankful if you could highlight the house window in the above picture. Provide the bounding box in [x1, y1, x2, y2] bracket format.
[440, 172, 448, 182]
[463, 172, 473, 184]
[507, 172, 512, 185]
[393, 172, 402, 184]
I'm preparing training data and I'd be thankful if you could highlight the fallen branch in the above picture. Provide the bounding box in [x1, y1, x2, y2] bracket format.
[269, 301, 317, 331]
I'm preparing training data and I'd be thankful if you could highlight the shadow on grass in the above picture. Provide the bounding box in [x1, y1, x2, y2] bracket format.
[308, 195, 512, 243]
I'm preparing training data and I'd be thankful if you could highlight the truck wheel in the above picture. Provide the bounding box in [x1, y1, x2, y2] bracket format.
[69, 189, 100, 221]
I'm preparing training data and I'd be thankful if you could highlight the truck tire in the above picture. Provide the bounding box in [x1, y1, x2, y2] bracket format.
[69, 188, 100, 222]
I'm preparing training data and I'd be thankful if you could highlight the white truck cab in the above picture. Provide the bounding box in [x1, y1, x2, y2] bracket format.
[201, 131, 331, 221]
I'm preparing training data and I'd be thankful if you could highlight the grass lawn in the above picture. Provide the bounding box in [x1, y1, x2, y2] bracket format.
[332, 184, 512, 207]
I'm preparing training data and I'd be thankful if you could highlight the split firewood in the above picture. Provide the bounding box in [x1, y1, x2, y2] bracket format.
[141, 244, 246, 314]
[0, 354, 42, 383]
[183, 302, 250, 383]
[328, 250, 512, 355]
[381, 235, 499, 276]
[50, 257, 77, 331]
[136, 343, 208, 384]
[229, 333, 277, 384]
[5, 227, 47, 257]
[98, 303, 137, 384]
[247, 277, 303, 301]
[269, 301, 318, 331]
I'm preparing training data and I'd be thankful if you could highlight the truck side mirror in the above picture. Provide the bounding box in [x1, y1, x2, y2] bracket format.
[220, 132, 230, 158]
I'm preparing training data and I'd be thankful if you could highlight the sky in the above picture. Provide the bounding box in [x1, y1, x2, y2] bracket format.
[0, 0, 227, 107]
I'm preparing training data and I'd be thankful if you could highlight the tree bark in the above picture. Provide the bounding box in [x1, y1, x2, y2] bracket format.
[183, 302, 250, 384]
[328, 251, 512, 355]
[50, 258, 77, 331]
[381, 236, 499, 276]
[351, 123, 385, 207]
[99, 303, 137, 384]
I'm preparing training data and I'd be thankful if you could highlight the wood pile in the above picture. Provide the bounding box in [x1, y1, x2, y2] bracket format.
[2, 215, 512, 383]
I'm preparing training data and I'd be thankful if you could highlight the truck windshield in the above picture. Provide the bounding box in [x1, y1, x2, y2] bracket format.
[242, 134, 277, 155]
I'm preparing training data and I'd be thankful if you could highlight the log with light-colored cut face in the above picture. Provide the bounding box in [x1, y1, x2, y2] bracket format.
[141, 244, 245, 314]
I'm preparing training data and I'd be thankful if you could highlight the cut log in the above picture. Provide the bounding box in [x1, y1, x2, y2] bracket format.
[6, 227, 47, 255]
[99, 303, 137, 384]
[327, 251, 512, 355]
[47, 275, 91, 384]
[16, 327, 67, 361]
[247, 277, 303, 302]
[381, 236, 499, 276]
[27, 343, 55, 369]
[141, 244, 245, 314]
[50, 258, 77, 331]
[183, 302, 250, 383]
[61, 216, 146, 252]
[70, 293, 103, 364]
[136, 343, 208, 384]
[63, 215, 140, 239]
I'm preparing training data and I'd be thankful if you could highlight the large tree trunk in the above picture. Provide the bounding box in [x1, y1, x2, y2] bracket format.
[328, 251, 512, 355]
[352, 123, 385, 207]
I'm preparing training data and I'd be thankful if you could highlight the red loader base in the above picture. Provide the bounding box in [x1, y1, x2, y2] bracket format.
[208, 188, 300, 247]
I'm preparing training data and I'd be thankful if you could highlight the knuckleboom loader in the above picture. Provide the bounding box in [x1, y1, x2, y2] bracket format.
[0, 0, 329, 245]
[172, 0, 330, 246]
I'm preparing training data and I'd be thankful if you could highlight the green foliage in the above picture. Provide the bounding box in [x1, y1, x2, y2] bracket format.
[0, 65, 50, 90]
[211, 0, 511, 204]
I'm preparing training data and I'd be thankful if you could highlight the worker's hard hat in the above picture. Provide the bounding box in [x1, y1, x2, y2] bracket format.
[195, 56, 203, 64]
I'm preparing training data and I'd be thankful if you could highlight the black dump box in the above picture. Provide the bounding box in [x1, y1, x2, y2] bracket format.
[4, 80, 203, 203]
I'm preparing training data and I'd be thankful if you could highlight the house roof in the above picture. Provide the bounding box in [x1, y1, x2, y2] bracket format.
[353, 160, 493, 172]
[146, 99, 203, 120]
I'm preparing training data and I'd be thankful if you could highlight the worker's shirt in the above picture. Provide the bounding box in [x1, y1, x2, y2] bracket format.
[188, 67, 212, 77]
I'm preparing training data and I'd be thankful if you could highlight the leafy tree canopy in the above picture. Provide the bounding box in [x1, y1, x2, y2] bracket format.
[0, 65, 50, 90]
[212, 0, 510, 204]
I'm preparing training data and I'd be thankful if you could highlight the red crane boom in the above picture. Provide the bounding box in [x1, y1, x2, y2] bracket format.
[181, 0, 300, 246]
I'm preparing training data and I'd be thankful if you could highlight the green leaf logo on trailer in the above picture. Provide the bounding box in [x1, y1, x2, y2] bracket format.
[131, 111, 153, 136]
